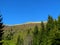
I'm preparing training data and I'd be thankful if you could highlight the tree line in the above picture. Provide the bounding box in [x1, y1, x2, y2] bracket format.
[0, 14, 60, 45]
[32, 15, 60, 45]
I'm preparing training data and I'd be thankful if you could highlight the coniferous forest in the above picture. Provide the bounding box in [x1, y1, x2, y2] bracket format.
[0, 15, 60, 45]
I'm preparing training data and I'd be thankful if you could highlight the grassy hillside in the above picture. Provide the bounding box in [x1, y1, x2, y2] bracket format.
[3, 21, 60, 45]
[3, 22, 43, 45]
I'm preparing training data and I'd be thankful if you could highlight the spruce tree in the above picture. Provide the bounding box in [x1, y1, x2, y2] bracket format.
[49, 19, 58, 45]
[54, 19, 57, 26]
[45, 15, 55, 45]
[33, 25, 39, 45]
[33, 25, 38, 36]
[0, 15, 4, 45]
[52, 16, 60, 45]
[57, 16, 60, 30]
[41, 21, 45, 31]
[40, 21, 46, 45]
[46, 15, 54, 33]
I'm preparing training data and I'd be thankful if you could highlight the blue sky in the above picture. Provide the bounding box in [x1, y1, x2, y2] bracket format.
[0, 0, 60, 25]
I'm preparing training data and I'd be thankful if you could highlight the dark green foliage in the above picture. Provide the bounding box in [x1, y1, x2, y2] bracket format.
[46, 15, 54, 31]
[0, 15, 4, 45]
[40, 21, 45, 37]
[46, 15, 54, 37]
[41, 21, 45, 31]
[52, 16, 60, 45]
[57, 16, 60, 30]
[33, 25, 38, 35]
[52, 33, 60, 45]
[54, 19, 57, 26]
[39, 21, 46, 45]
[33, 25, 39, 45]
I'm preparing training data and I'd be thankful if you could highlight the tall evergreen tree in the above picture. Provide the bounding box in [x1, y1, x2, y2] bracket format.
[33, 25, 38, 36]
[33, 25, 39, 45]
[39, 21, 46, 45]
[46, 15, 54, 33]
[0, 14, 4, 45]
[45, 15, 55, 45]
[48, 20, 58, 45]
[57, 16, 60, 30]
[52, 16, 60, 45]
[41, 21, 45, 31]
[54, 19, 57, 26]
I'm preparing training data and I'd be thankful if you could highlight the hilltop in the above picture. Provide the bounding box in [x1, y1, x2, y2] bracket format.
[3, 22, 46, 31]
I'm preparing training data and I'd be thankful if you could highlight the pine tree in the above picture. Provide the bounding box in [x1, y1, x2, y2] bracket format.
[54, 19, 57, 26]
[52, 16, 60, 45]
[57, 15, 60, 30]
[33, 25, 39, 45]
[41, 21, 45, 32]
[39, 21, 46, 45]
[0, 15, 4, 45]
[48, 20, 58, 45]
[45, 15, 55, 45]
[46, 15, 54, 33]
[33, 25, 38, 36]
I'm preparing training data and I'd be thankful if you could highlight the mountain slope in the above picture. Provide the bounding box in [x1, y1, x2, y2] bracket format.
[3, 22, 44, 31]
